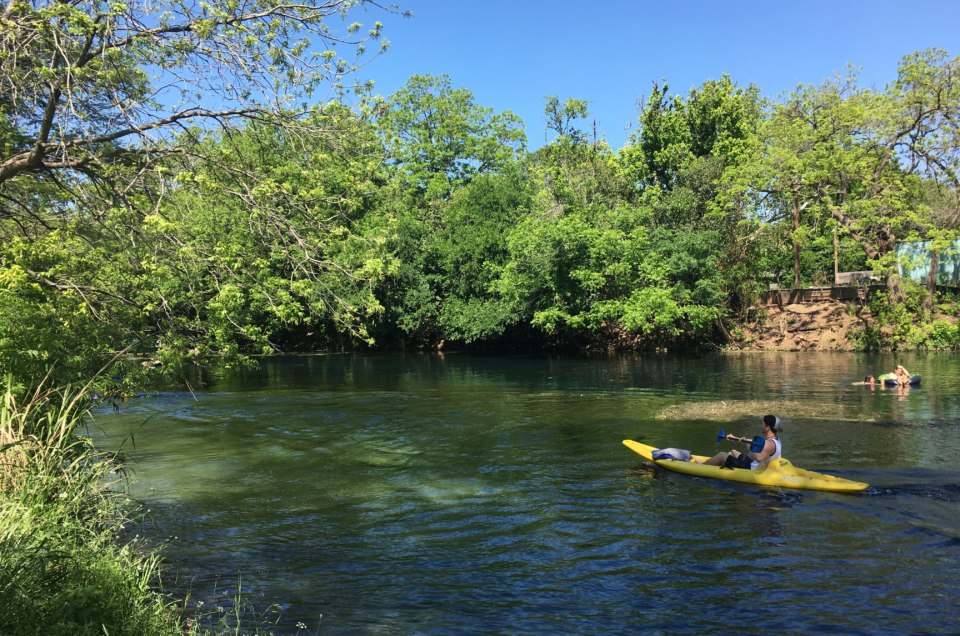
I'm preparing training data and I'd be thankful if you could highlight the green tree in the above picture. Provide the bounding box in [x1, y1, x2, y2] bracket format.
[741, 50, 960, 301]
[496, 97, 727, 350]
[536, 95, 630, 210]
[372, 75, 526, 346]
[494, 99, 630, 346]
[376, 74, 526, 202]
[152, 107, 395, 356]
[611, 77, 765, 339]
[0, 0, 393, 192]
[620, 75, 762, 196]
[432, 165, 532, 343]
[543, 96, 590, 145]
[497, 199, 727, 349]
[0, 0, 396, 385]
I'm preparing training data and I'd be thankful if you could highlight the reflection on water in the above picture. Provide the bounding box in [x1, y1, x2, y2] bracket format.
[92, 353, 960, 634]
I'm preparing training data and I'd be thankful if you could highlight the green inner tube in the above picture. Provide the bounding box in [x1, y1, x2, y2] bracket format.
[879, 373, 921, 387]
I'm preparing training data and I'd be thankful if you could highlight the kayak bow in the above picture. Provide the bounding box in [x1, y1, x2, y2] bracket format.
[623, 439, 868, 493]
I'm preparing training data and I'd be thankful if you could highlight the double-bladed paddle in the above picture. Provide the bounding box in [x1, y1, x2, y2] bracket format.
[716, 429, 765, 453]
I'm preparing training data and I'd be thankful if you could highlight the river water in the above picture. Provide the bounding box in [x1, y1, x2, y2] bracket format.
[91, 352, 960, 635]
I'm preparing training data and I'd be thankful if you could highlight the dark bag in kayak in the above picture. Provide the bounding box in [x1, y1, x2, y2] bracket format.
[724, 453, 752, 469]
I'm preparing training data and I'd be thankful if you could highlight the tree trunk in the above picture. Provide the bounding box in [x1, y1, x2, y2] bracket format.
[833, 227, 839, 285]
[924, 249, 939, 313]
[792, 188, 801, 288]
[887, 238, 906, 303]
[828, 205, 905, 299]
[887, 274, 906, 303]
[829, 207, 881, 260]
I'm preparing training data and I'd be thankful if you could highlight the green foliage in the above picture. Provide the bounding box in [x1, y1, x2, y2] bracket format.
[160, 108, 395, 352]
[929, 320, 960, 349]
[370, 77, 528, 345]
[543, 96, 590, 144]
[0, 382, 180, 635]
[1, 31, 958, 377]
[370, 165, 530, 346]
[0, 233, 144, 386]
[377, 74, 526, 203]
[0, 0, 398, 386]
[619, 287, 685, 335]
[497, 193, 726, 348]
[847, 323, 884, 352]
[621, 75, 762, 192]
[432, 167, 531, 342]
[477, 89, 760, 350]
[741, 50, 960, 297]
[856, 283, 958, 350]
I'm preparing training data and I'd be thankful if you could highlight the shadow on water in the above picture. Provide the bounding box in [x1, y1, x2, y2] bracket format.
[92, 353, 960, 634]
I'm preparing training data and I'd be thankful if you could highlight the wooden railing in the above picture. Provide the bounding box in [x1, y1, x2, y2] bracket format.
[760, 285, 884, 305]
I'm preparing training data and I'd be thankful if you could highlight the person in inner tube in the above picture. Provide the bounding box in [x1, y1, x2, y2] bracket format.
[854, 375, 877, 386]
[894, 365, 911, 386]
[700, 415, 782, 469]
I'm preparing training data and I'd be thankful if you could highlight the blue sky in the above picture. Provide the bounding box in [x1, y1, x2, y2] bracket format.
[354, 0, 960, 150]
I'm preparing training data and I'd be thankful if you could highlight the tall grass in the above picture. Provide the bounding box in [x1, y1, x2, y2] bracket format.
[0, 380, 183, 635]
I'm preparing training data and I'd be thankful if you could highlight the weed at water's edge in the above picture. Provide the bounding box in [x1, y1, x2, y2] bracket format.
[0, 380, 183, 635]
[0, 378, 310, 635]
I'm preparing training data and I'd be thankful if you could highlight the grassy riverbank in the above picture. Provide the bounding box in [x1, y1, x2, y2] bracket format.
[0, 383, 184, 635]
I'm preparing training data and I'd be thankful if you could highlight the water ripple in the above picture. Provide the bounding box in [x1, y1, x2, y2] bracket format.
[93, 354, 960, 635]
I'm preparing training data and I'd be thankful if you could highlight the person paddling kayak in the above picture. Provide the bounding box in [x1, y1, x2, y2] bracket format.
[700, 414, 782, 469]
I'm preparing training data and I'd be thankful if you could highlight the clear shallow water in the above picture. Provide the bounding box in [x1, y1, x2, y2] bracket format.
[91, 353, 960, 634]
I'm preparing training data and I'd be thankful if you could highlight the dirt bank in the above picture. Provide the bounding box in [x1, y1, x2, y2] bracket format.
[734, 299, 872, 351]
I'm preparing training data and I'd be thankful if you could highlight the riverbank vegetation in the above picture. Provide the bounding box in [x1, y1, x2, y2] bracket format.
[0, 380, 290, 634]
[0, 382, 180, 634]
[2, 5, 959, 390]
[1, 0, 958, 631]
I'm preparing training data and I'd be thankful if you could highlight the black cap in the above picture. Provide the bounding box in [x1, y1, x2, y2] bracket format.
[763, 414, 780, 430]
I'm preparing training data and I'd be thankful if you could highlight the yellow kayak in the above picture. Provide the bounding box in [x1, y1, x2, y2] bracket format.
[623, 439, 868, 493]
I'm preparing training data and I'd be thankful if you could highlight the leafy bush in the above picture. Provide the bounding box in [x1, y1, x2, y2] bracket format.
[0, 383, 181, 636]
[847, 323, 884, 351]
[929, 320, 960, 350]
